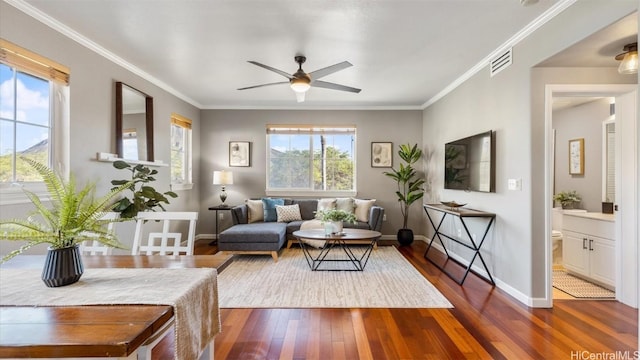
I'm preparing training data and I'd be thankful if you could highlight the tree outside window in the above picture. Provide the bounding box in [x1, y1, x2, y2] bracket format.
[267, 125, 355, 193]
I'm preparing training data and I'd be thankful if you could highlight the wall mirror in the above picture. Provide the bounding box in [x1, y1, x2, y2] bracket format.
[116, 82, 154, 162]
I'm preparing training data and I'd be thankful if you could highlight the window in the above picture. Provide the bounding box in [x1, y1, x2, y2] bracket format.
[0, 39, 70, 204]
[170, 113, 192, 190]
[0, 64, 51, 182]
[266, 125, 356, 196]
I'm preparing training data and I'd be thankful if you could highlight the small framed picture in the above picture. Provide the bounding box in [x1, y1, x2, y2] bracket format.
[568, 138, 584, 175]
[229, 141, 251, 167]
[371, 142, 393, 168]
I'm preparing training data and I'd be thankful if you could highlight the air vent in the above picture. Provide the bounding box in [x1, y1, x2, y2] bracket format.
[490, 48, 512, 77]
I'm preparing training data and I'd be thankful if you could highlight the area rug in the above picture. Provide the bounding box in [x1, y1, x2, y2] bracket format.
[553, 270, 615, 299]
[217, 246, 453, 308]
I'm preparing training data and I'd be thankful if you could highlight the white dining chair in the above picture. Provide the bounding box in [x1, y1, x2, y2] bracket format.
[131, 211, 198, 255]
[79, 212, 120, 255]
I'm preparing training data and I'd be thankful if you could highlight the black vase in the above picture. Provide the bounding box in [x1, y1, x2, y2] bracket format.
[397, 228, 414, 246]
[41, 245, 84, 287]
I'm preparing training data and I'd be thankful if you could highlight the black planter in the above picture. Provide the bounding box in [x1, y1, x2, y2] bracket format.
[41, 245, 84, 287]
[397, 228, 414, 246]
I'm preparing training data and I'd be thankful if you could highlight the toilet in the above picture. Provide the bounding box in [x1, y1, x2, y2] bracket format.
[552, 208, 564, 265]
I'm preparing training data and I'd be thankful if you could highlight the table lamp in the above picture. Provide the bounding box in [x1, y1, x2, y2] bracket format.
[213, 170, 234, 206]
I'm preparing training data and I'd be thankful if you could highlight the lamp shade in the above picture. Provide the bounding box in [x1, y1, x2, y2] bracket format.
[213, 170, 234, 185]
[618, 51, 638, 74]
[616, 42, 638, 75]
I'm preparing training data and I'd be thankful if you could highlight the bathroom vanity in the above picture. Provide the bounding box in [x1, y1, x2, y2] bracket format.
[562, 212, 615, 290]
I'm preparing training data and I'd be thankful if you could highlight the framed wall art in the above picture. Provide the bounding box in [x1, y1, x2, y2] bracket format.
[229, 141, 251, 167]
[371, 142, 393, 168]
[568, 138, 584, 175]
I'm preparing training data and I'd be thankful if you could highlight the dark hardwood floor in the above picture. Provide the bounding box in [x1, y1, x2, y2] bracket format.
[194, 239, 638, 359]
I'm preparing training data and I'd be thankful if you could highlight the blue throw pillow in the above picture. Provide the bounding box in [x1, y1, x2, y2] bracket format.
[262, 198, 284, 222]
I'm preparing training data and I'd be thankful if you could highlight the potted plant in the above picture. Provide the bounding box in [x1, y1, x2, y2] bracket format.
[553, 190, 581, 209]
[110, 160, 178, 219]
[384, 143, 425, 245]
[0, 158, 132, 287]
[315, 209, 357, 234]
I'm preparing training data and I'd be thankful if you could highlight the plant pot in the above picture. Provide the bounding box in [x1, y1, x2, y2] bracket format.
[397, 228, 414, 246]
[41, 245, 84, 287]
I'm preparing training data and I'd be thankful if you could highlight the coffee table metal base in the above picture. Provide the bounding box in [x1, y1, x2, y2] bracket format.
[293, 229, 381, 271]
[300, 239, 376, 271]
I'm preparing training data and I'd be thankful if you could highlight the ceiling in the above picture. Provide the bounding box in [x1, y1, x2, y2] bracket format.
[13, 0, 637, 109]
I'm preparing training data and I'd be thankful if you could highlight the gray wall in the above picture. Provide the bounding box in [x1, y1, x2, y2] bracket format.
[553, 98, 611, 212]
[423, 1, 638, 300]
[0, 3, 201, 255]
[198, 109, 423, 236]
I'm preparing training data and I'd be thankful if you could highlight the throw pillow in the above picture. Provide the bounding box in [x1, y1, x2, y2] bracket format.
[335, 197, 355, 213]
[246, 199, 264, 223]
[262, 198, 284, 222]
[276, 204, 302, 222]
[353, 198, 376, 222]
[315, 198, 337, 219]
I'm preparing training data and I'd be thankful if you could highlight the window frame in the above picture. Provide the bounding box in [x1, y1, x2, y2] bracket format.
[0, 39, 70, 205]
[265, 124, 357, 197]
[170, 113, 193, 191]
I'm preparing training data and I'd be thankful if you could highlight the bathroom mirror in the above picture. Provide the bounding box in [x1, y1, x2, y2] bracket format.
[115, 82, 154, 161]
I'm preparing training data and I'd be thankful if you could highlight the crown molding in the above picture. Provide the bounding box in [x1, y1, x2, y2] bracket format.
[421, 0, 578, 109]
[5, 0, 203, 109]
[7, 0, 576, 112]
[201, 104, 423, 111]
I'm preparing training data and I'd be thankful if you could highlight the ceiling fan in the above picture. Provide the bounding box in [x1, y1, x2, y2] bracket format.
[238, 55, 361, 102]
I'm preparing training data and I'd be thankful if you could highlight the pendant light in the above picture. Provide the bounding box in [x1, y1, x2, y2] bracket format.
[615, 42, 638, 75]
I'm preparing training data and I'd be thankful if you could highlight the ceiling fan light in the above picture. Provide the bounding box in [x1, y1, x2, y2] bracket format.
[618, 51, 638, 74]
[290, 79, 310, 93]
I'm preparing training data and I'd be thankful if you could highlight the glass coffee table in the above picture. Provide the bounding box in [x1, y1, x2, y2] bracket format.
[292, 229, 382, 271]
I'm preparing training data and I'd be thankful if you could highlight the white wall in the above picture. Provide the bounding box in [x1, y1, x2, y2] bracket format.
[423, 1, 638, 302]
[198, 109, 423, 237]
[0, 3, 202, 255]
[553, 98, 611, 212]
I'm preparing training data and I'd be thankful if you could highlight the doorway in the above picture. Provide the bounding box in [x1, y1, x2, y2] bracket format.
[544, 84, 638, 308]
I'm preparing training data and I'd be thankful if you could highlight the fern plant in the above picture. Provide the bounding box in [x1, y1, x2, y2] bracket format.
[0, 158, 132, 263]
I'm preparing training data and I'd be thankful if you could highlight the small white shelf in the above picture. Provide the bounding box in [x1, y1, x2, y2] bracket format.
[94, 153, 168, 167]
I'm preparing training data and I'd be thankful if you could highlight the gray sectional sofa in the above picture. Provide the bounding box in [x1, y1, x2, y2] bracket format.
[218, 198, 384, 261]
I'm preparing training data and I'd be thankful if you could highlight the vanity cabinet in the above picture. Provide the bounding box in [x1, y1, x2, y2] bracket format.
[562, 213, 615, 288]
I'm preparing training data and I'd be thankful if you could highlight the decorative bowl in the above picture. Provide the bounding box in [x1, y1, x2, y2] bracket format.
[440, 201, 467, 210]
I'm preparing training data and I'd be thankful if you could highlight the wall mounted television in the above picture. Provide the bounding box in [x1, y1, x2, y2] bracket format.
[444, 130, 495, 192]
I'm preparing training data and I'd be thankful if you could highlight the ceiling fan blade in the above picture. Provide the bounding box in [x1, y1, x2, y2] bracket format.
[247, 61, 293, 79]
[237, 81, 288, 90]
[295, 92, 306, 103]
[308, 61, 352, 80]
[312, 80, 361, 93]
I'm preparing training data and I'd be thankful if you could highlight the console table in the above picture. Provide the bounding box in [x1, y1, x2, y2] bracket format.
[423, 204, 496, 286]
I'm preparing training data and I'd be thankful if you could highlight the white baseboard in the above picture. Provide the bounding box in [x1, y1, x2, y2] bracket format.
[196, 233, 216, 240]
[415, 238, 533, 307]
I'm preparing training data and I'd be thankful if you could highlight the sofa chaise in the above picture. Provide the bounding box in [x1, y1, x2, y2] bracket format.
[218, 198, 384, 261]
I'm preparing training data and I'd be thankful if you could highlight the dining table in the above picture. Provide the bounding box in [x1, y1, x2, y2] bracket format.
[0, 253, 233, 359]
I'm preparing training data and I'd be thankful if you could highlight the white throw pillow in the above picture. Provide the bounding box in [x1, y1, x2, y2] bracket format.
[276, 204, 302, 222]
[335, 197, 355, 213]
[246, 199, 264, 223]
[353, 198, 376, 222]
[315, 198, 337, 219]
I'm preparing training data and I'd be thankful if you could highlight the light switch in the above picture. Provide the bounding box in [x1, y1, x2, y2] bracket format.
[508, 178, 522, 191]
